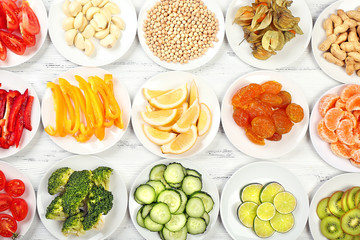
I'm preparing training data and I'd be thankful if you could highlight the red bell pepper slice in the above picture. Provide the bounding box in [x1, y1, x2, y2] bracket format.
[14, 96, 26, 147]
[24, 95, 33, 131]
[0, 90, 7, 119]
[7, 89, 27, 132]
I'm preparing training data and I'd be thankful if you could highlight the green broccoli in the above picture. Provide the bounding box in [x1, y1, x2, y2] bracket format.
[45, 195, 68, 221]
[48, 167, 74, 195]
[83, 185, 113, 230]
[92, 166, 113, 190]
[61, 212, 85, 236]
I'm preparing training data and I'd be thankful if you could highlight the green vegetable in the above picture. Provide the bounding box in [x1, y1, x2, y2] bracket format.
[48, 167, 74, 195]
[92, 166, 113, 190]
[61, 212, 85, 236]
[45, 195, 68, 221]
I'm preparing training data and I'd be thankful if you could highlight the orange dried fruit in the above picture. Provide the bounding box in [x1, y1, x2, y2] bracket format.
[336, 119, 355, 146]
[267, 132, 282, 141]
[276, 91, 292, 109]
[318, 94, 339, 118]
[286, 103, 304, 123]
[272, 109, 293, 134]
[251, 116, 276, 139]
[245, 98, 272, 120]
[259, 92, 283, 106]
[261, 81, 282, 94]
[232, 83, 264, 108]
[245, 128, 265, 145]
[324, 108, 344, 131]
[340, 84, 360, 102]
[346, 94, 360, 112]
[233, 108, 250, 128]
[331, 142, 352, 158]
[317, 119, 338, 143]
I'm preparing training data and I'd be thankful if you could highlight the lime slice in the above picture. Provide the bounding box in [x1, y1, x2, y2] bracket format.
[237, 202, 258, 228]
[270, 212, 295, 233]
[240, 183, 262, 205]
[273, 191, 297, 214]
[260, 182, 285, 203]
[253, 216, 275, 238]
[256, 202, 276, 221]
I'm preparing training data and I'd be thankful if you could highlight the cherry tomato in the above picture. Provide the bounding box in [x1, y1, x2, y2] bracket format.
[0, 170, 5, 190]
[20, 1, 40, 35]
[10, 198, 28, 221]
[0, 193, 13, 212]
[19, 24, 35, 47]
[0, 214, 17, 238]
[5, 179, 25, 197]
[1, 2, 18, 31]
[0, 31, 26, 55]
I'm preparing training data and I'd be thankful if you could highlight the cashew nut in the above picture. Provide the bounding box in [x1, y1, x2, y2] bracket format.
[82, 1, 92, 14]
[104, 2, 120, 15]
[110, 23, 121, 39]
[75, 33, 85, 50]
[111, 16, 125, 30]
[62, 17, 75, 31]
[100, 34, 116, 48]
[93, 13, 108, 30]
[69, 1, 82, 16]
[82, 25, 95, 38]
[91, 0, 103, 7]
[85, 39, 95, 56]
[86, 7, 100, 20]
[74, 12, 84, 29]
[62, 0, 72, 17]
[65, 29, 78, 46]
[94, 27, 109, 39]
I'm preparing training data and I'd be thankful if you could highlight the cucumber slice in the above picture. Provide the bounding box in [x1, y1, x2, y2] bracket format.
[157, 190, 182, 213]
[174, 190, 187, 214]
[273, 191, 297, 214]
[144, 215, 164, 232]
[164, 163, 186, 184]
[329, 191, 346, 218]
[150, 203, 171, 225]
[240, 183, 263, 205]
[186, 169, 202, 179]
[135, 195, 144, 205]
[186, 197, 205, 218]
[134, 184, 156, 205]
[256, 202, 276, 221]
[162, 226, 187, 240]
[137, 207, 145, 228]
[253, 216, 275, 238]
[341, 190, 350, 212]
[150, 164, 167, 181]
[347, 187, 360, 210]
[190, 191, 214, 213]
[186, 217, 207, 235]
[320, 216, 342, 239]
[159, 231, 165, 240]
[269, 212, 294, 233]
[142, 204, 154, 219]
[317, 197, 332, 220]
[260, 182, 284, 203]
[341, 208, 360, 235]
[165, 213, 187, 232]
[147, 180, 166, 197]
[237, 202, 258, 228]
[169, 182, 182, 188]
[182, 176, 202, 196]
[202, 212, 210, 226]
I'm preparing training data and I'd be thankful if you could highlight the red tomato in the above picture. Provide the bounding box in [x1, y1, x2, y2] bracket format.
[10, 198, 28, 221]
[0, 170, 5, 190]
[19, 24, 35, 47]
[1, 2, 18, 31]
[5, 179, 25, 197]
[21, 1, 40, 35]
[0, 214, 17, 238]
[0, 31, 26, 55]
[0, 193, 12, 212]
[0, 4, 6, 30]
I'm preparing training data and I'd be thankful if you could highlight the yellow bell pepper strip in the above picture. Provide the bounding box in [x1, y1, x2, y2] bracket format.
[45, 82, 66, 137]
[89, 77, 110, 120]
[73, 86, 94, 136]
[88, 77, 105, 117]
[59, 82, 75, 131]
[74, 131, 94, 142]
[94, 126, 105, 141]
[114, 111, 124, 129]
[103, 118, 114, 128]
[94, 76, 121, 120]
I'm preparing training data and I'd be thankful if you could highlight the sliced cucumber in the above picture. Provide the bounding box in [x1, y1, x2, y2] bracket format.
[150, 202, 171, 225]
[201, 212, 210, 226]
[134, 184, 156, 205]
[240, 183, 262, 205]
[164, 163, 185, 184]
[182, 176, 202, 196]
[165, 213, 187, 232]
[150, 164, 167, 181]
[329, 191, 345, 218]
[191, 191, 214, 213]
[137, 207, 145, 228]
[269, 212, 294, 233]
[135, 195, 144, 205]
[253, 216, 275, 238]
[142, 204, 154, 219]
[186, 217, 207, 235]
[174, 190, 187, 214]
[169, 182, 182, 188]
[186, 169, 202, 179]
[186, 197, 205, 218]
[162, 226, 187, 240]
[237, 202, 258, 228]
[317, 197, 332, 220]
[147, 180, 166, 197]
[347, 187, 360, 210]
[159, 231, 165, 240]
[157, 190, 182, 213]
[144, 215, 164, 232]
[260, 182, 284, 203]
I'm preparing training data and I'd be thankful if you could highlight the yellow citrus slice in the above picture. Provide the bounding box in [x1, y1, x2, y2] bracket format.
[141, 109, 177, 126]
[146, 105, 157, 112]
[161, 125, 197, 154]
[197, 103, 212, 136]
[172, 98, 200, 133]
[149, 84, 188, 109]
[156, 102, 188, 132]
[189, 80, 199, 106]
[143, 124, 177, 145]
[143, 88, 171, 101]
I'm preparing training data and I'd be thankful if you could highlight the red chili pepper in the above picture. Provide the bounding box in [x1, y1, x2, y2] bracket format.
[7, 89, 27, 132]
[24, 95, 33, 131]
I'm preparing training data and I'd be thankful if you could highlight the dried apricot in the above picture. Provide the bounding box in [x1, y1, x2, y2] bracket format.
[324, 108, 344, 131]
[317, 119, 338, 143]
[259, 92, 282, 106]
[272, 109, 293, 134]
[267, 132, 282, 141]
[340, 84, 360, 102]
[336, 119, 355, 146]
[245, 98, 272, 120]
[261, 81, 282, 94]
[232, 83, 264, 108]
[233, 108, 250, 128]
[251, 116, 276, 139]
[245, 128, 265, 145]
[318, 94, 339, 118]
[345, 94, 360, 111]
[286, 103, 304, 123]
[331, 142, 352, 158]
[276, 91, 292, 109]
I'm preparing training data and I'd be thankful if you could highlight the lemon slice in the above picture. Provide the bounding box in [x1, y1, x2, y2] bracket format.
[273, 192, 297, 214]
[197, 103, 212, 136]
[143, 125, 177, 145]
[146, 105, 157, 112]
[161, 125, 197, 154]
[172, 99, 200, 133]
[256, 202, 276, 221]
[141, 109, 177, 126]
[149, 84, 188, 109]
[143, 88, 171, 101]
[189, 80, 199, 106]
[157, 103, 188, 132]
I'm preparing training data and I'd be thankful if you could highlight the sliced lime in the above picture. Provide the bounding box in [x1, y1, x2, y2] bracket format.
[260, 182, 285, 203]
[237, 202, 258, 228]
[253, 216, 275, 238]
[270, 212, 295, 233]
[256, 202, 276, 221]
[240, 183, 263, 205]
[273, 191, 297, 214]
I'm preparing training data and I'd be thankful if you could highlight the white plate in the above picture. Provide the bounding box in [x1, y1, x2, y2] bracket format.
[309, 173, 360, 239]
[220, 161, 309, 240]
[225, 0, 312, 69]
[37, 155, 128, 240]
[0, 70, 40, 158]
[132, 71, 220, 159]
[137, 0, 225, 71]
[309, 84, 360, 172]
[48, 0, 137, 67]
[0, 161, 36, 238]
[41, 67, 131, 155]
[221, 70, 309, 159]
[129, 159, 220, 240]
[312, 0, 360, 83]
[0, 0, 48, 68]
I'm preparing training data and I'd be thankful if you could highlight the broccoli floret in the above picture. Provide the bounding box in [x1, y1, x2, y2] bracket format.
[61, 212, 85, 236]
[62, 170, 93, 216]
[45, 195, 68, 221]
[92, 166, 113, 190]
[83, 185, 113, 230]
[48, 167, 74, 195]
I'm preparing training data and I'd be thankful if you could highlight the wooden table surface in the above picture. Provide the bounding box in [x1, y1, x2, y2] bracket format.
[2, 0, 348, 239]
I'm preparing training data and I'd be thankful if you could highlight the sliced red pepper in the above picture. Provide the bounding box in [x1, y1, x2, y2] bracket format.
[0, 90, 7, 119]
[0, 90, 19, 149]
[14, 96, 26, 147]
[6, 90, 26, 132]
[24, 95, 33, 131]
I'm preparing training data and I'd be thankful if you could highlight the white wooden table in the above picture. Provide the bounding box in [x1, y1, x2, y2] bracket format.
[2, 0, 346, 239]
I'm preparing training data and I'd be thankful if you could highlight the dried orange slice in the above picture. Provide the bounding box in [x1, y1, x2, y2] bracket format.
[149, 84, 188, 109]
[172, 98, 200, 133]
[197, 103, 212, 136]
[189, 80, 199, 106]
[161, 125, 198, 154]
[141, 109, 177, 126]
[143, 88, 171, 101]
[143, 124, 177, 145]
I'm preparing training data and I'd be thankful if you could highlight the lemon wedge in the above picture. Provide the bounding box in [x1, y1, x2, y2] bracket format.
[161, 125, 197, 154]
[141, 109, 177, 126]
[143, 124, 177, 145]
[149, 84, 188, 109]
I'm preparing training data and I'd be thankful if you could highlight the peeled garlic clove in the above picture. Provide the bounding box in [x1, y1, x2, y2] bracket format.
[90, 19, 102, 31]
[82, 1, 92, 14]
[86, 7, 100, 20]
[110, 23, 121, 39]
[74, 33, 85, 50]
[62, 0, 72, 16]
[100, 8, 111, 22]
[91, 0, 102, 7]
[111, 16, 125, 30]
[93, 13, 107, 30]
[79, 0, 90, 5]
[98, 0, 109, 8]
[65, 29, 78, 46]
[82, 24, 95, 38]
[69, 1, 82, 16]
[78, 16, 88, 32]
[104, 2, 120, 15]
[94, 27, 109, 39]
[62, 17, 75, 31]
[74, 12, 84, 29]
[100, 34, 116, 48]
[85, 39, 95, 56]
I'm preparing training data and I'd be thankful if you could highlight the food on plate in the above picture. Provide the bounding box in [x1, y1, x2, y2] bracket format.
[319, 8, 360, 77]
[317, 85, 360, 167]
[44, 74, 124, 142]
[134, 162, 214, 239]
[237, 182, 296, 238]
[62, 0, 125, 56]
[0, 0, 41, 61]
[143, 0, 219, 64]
[233, 0, 303, 60]
[316, 186, 360, 239]
[141, 80, 212, 154]
[45, 166, 114, 236]
[231, 80, 304, 145]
